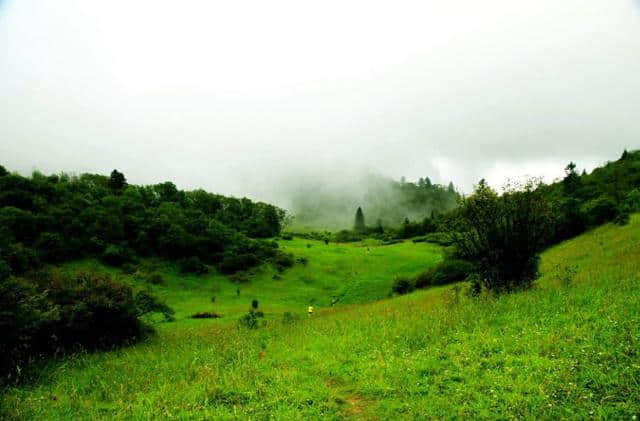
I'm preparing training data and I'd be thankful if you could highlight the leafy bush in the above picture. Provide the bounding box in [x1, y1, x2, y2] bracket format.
[391, 276, 415, 295]
[1, 270, 172, 383]
[190, 312, 221, 319]
[584, 197, 619, 226]
[229, 272, 249, 284]
[3, 243, 40, 275]
[101, 244, 130, 266]
[0, 264, 56, 382]
[146, 272, 166, 285]
[452, 180, 553, 292]
[423, 232, 454, 246]
[414, 258, 474, 289]
[219, 253, 259, 274]
[238, 310, 260, 329]
[179, 256, 209, 274]
[333, 230, 363, 243]
[272, 251, 294, 271]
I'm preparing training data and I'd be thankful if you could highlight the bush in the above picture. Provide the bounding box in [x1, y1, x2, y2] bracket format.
[238, 310, 259, 329]
[3, 243, 40, 275]
[35, 232, 70, 263]
[229, 272, 249, 284]
[190, 312, 221, 319]
[179, 256, 209, 275]
[272, 251, 294, 271]
[452, 180, 553, 292]
[101, 244, 130, 266]
[1, 270, 172, 383]
[414, 259, 474, 289]
[424, 232, 454, 246]
[146, 272, 166, 285]
[0, 264, 56, 382]
[219, 253, 259, 274]
[584, 197, 619, 226]
[391, 276, 415, 295]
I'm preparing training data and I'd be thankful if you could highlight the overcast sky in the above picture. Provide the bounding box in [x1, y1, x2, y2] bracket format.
[1, 1, 639, 202]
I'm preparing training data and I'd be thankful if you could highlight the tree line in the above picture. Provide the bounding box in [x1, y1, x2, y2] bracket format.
[0, 168, 289, 275]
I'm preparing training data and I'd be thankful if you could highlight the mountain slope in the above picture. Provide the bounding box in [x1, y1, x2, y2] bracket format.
[2, 216, 639, 419]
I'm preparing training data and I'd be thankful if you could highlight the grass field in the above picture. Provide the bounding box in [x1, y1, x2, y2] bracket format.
[2, 218, 640, 419]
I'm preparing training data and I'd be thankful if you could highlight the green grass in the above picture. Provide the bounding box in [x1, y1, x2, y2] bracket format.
[2, 218, 640, 419]
[59, 238, 442, 325]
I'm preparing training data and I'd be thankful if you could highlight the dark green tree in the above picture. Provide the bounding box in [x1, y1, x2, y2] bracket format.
[109, 169, 127, 190]
[354, 206, 366, 232]
[562, 162, 580, 196]
[452, 179, 553, 292]
[0, 165, 7, 177]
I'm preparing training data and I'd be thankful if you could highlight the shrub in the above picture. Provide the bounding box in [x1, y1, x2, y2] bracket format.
[0, 264, 56, 382]
[391, 276, 415, 295]
[272, 251, 294, 271]
[414, 259, 474, 289]
[35, 232, 70, 263]
[1, 270, 172, 383]
[190, 312, 221, 319]
[229, 272, 249, 284]
[179, 256, 209, 274]
[251, 299, 259, 310]
[452, 179, 553, 292]
[3, 243, 40, 275]
[219, 253, 259, 274]
[584, 197, 619, 226]
[296, 256, 309, 265]
[423, 232, 454, 246]
[146, 272, 166, 285]
[238, 310, 259, 329]
[101, 244, 129, 266]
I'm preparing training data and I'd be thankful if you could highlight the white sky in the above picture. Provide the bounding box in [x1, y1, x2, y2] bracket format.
[1, 0, 639, 200]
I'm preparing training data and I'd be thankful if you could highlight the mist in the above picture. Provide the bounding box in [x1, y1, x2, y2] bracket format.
[1, 0, 639, 211]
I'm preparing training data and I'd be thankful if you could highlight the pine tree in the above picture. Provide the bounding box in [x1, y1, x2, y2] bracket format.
[354, 207, 366, 232]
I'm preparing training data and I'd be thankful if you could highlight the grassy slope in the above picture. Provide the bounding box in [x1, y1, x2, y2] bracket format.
[57, 238, 442, 324]
[3, 218, 640, 419]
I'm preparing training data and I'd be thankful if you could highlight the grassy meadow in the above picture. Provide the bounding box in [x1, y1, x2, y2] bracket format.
[2, 217, 640, 419]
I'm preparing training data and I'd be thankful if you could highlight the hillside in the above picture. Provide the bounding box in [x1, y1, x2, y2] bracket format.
[3, 216, 639, 419]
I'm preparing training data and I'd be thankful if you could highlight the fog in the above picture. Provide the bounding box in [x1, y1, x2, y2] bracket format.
[1, 1, 639, 209]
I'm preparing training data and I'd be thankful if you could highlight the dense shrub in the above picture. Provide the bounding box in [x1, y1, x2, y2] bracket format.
[584, 197, 619, 226]
[3, 243, 40, 275]
[179, 256, 209, 275]
[219, 253, 259, 274]
[0, 270, 172, 383]
[272, 251, 294, 271]
[414, 259, 474, 289]
[146, 272, 166, 285]
[101, 244, 130, 266]
[423, 232, 454, 246]
[391, 276, 415, 295]
[190, 312, 221, 319]
[0, 264, 55, 382]
[452, 180, 553, 292]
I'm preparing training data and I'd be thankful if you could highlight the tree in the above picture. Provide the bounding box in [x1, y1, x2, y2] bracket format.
[354, 207, 366, 232]
[452, 179, 553, 292]
[447, 182, 456, 193]
[109, 169, 127, 190]
[0, 165, 7, 177]
[562, 162, 580, 196]
[621, 149, 629, 160]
